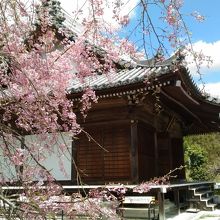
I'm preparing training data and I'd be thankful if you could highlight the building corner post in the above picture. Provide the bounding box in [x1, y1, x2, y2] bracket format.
[130, 120, 139, 184]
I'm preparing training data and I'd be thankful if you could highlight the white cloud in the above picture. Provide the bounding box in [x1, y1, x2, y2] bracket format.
[185, 40, 220, 97]
[199, 82, 220, 98]
[186, 40, 220, 75]
[60, 0, 139, 29]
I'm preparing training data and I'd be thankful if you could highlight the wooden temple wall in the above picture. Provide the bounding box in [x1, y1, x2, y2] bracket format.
[73, 96, 185, 184]
[76, 123, 131, 183]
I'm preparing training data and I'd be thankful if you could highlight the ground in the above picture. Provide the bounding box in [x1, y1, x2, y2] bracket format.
[167, 209, 220, 220]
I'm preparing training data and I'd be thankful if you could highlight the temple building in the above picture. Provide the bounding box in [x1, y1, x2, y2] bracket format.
[67, 53, 220, 185]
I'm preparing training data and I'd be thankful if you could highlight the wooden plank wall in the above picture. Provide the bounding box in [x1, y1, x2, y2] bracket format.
[138, 122, 156, 181]
[76, 124, 131, 183]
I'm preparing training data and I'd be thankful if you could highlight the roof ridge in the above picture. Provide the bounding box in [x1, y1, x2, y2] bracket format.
[133, 49, 185, 68]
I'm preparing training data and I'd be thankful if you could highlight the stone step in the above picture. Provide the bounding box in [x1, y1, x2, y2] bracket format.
[187, 183, 217, 212]
[188, 196, 215, 207]
[186, 208, 200, 213]
[189, 185, 212, 192]
[195, 190, 213, 196]
[118, 207, 157, 219]
[201, 195, 215, 202]
[191, 191, 213, 200]
[204, 203, 217, 211]
[190, 195, 215, 203]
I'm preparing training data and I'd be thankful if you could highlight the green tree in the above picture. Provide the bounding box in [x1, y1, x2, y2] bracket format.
[184, 133, 220, 181]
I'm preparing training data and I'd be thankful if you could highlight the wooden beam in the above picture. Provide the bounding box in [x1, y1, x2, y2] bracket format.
[130, 120, 139, 183]
[161, 90, 203, 124]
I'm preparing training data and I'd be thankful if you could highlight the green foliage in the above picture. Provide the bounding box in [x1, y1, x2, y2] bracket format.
[184, 133, 220, 181]
[36, 0, 65, 29]
[187, 144, 207, 167]
[184, 141, 209, 181]
[190, 166, 210, 181]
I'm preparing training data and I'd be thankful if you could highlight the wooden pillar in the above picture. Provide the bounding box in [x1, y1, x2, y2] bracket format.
[130, 120, 139, 183]
[179, 139, 186, 179]
[154, 131, 159, 177]
[158, 187, 166, 220]
[71, 138, 77, 184]
[168, 142, 173, 171]
[174, 189, 180, 215]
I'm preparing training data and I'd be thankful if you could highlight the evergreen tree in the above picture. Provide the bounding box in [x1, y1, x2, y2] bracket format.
[35, 0, 65, 29]
[26, 0, 67, 50]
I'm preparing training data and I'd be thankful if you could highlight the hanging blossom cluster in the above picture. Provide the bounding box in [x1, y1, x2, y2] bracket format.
[153, 0, 210, 76]
[81, 88, 98, 117]
[191, 11, 205, 22]
[165, 0, 183, 24]
[137, 0, 187, 55]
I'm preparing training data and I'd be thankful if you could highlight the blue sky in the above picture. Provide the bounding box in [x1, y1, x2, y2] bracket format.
[122, 0, 220, 96]
[183, 0, 220, 43]
[182, 0, 220, 92]
[60, 0, 220, 97]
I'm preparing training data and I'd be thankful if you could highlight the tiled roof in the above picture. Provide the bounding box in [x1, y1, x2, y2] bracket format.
[68, 65, 171, 93]
[68, 52, 183, 93]
[68, 55, 220, 105]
